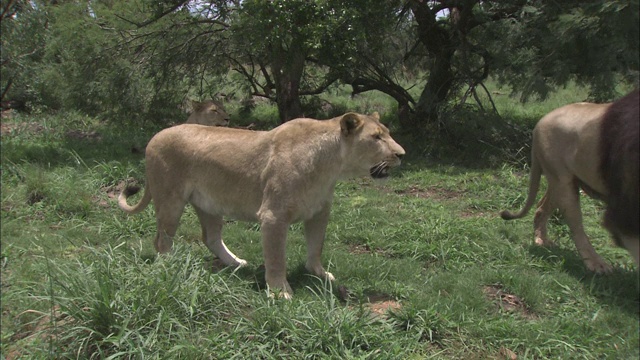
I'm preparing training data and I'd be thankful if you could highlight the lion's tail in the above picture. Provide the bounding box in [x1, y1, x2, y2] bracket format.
[500, 153, 542, 220]
[118, 184, 152, 215]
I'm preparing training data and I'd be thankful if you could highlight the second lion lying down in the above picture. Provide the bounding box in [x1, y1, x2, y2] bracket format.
[119, 112, 405, 298]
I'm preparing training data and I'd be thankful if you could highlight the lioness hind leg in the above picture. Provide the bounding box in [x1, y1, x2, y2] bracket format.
[192, 206, 247, 267]
[533, 191, 555, 246]
[153, 207, 184, 254]
[553, 179, 613, 273]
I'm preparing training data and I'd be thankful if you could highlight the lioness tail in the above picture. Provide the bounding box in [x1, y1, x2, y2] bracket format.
[500, 154, 542, 220]
[118, 185, 152, 215]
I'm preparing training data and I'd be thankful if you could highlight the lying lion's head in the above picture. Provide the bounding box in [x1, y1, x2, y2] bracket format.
[185, 100, 230, 126]
[340, 112, 405, 180]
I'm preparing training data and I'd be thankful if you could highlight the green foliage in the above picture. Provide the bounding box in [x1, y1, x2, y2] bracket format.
[484, 0, 639, 102]
[1, 0, 49, 106]
[3, 0, 638, 129]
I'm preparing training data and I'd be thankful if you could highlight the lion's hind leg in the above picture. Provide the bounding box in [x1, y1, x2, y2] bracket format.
[617, 235, 640, 267]
[193, 206, 247, 267]
[552, 178, 613, 273]
[533, 190, 555, 246]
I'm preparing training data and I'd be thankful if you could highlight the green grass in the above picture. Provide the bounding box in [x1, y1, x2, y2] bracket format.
[1, 88, 638, 359]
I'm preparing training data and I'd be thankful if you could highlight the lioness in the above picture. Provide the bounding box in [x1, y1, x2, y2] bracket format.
[501, 90, 640, 273]
[130, 99, 230, 155]
[119, 112, 405, 298]
[185, 99, 230, 126]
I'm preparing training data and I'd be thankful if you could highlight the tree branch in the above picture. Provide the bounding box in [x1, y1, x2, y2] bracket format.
[115, 1, 189, 28]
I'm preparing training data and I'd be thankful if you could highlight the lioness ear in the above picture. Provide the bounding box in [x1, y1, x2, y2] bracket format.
[371, 112, 380, 120]
[340, 113, 363, 136]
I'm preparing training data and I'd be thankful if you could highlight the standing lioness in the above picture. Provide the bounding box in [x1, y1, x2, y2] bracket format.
[119, 112, 405, 298]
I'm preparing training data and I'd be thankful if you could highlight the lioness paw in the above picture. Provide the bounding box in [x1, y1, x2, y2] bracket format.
[585, 258, 613, 274]
[534, 237, 554, 247]
[234, 259, 248, 267]
[266, 285, 293, 300]
[306, 264, 335, 281]
[324, 271, 335, 282]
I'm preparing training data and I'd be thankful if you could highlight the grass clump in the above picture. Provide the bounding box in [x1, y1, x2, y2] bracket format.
[35, 244, 253, 358]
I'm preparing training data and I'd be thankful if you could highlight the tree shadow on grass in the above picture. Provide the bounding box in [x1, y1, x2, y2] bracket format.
[527, 245, 639, 315]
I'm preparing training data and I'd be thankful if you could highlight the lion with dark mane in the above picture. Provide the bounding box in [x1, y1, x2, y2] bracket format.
[501, 90, 639, 272]
[599, 90, 639, 267]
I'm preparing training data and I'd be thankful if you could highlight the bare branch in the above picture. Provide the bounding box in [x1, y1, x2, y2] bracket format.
[115, 1, 190, 29]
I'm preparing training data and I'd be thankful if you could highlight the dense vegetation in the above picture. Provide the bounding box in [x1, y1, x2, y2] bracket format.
[2, 0, 638, 128]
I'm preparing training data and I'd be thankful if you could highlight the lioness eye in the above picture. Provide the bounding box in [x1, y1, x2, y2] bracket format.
[373, 134, 382, 140]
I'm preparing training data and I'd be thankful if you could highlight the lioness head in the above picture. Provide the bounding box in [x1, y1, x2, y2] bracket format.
[340, 112, 405, 179]
[185, 99, 230, 126]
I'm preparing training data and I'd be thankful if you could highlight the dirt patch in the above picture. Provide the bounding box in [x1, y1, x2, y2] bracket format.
[498, 346, 518, 360]
[340, 289, 402, 318]
[393, 185, 465, 200]
[459, 209, 489, 218]
[362, 292, 402, 317]
[483, 284, 536, 319]
[368, 299, 402, 316]
[6, 305, 79, 360]
[0, 122, 46, 137]
[65, 129, 102, 142]
[348, 244, 388, 257]
[1, 108, 13, 119]
[366, 294, 402, 317]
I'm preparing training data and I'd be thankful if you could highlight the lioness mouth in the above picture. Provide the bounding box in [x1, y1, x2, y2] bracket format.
[370, 163, 390, 179]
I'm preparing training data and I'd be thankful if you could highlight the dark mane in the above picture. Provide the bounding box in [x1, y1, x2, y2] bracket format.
[599, 89, 639, 241]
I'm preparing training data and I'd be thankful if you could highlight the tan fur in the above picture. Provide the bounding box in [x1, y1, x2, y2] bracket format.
[501, 101, 621, 273]
[185, 100, 230, 126]
[119, 112, 405, 298]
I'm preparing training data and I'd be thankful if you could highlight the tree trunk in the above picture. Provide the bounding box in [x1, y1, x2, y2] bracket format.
[271, 40, 305, 123]
[274, 72, 303, 123]
[409, 1, 463, 130]
[413, 47, 455, 126]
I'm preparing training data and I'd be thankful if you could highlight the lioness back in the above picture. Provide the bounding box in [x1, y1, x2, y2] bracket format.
[145, 125, 271, 221]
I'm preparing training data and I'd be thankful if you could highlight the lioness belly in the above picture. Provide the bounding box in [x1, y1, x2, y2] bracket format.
[189, 188, 261, 221]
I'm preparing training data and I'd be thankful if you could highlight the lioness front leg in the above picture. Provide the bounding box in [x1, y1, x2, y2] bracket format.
[260, 216, 293, 299]
[193, 206, 247, 267]
[304, 205, 335, 282]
